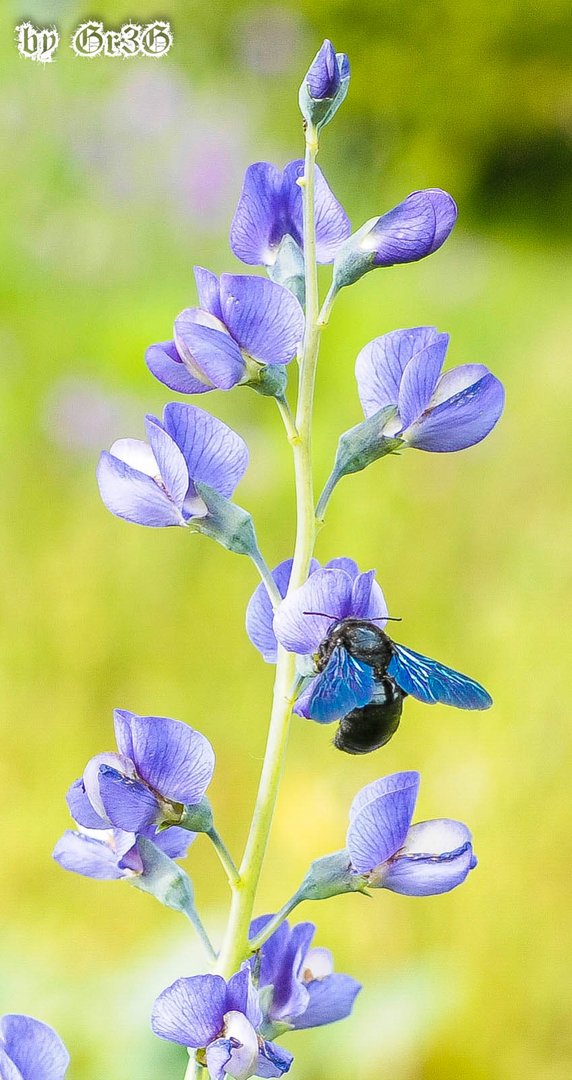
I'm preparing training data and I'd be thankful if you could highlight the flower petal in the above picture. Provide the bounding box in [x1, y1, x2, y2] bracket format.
[145, 340, 212, 395]
[405, 372, 505, 452]
[305, 39, 339, 99]
[96, 766, 160, 831]
[355, 327, 447, 418]
[0, 1015, 70, 1080]
[229, 163, 286, 266]
[151, 975, 227, 1048]
[174, 312, 245, 390]
[96, 452, 186, 528]
[150, 825, 195, 861]
[211, 1014, 258, 1080]
[66, 779, 109, 829]
[162, 403, 249, 499]
[193, 267, 223, 321]
[144, 417, 189, 507]
[368, 189, 457, 267]
[83, 752, 136, 821]
[283, 161, 351, 264]
[116, 713, 215, 806]
[220, 275, 304, 367]
[268, 922, 315, 1022]
[291, 973, 361, 1030]
[347, 771, 420, 873]
[350, 570, 388, 624]
[245, 559, 320, 663]
[349, 772, 420, 822]
[273, 568, 356, 654]
[226, 968, 263, 1031]
[382, 818, 476, 896]
[0, 1049, 23, 1080]
[397, 340, 448, 430]
[256, 1042, 293, 1078]
[205, 1038, 232, 1080]
[52, 831, 128, 880]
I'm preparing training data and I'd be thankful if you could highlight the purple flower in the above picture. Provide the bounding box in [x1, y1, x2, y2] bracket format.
[347, 772, 477, 896]
[332, 190, 457, 290]
[249, 917, 361, 1032]
[271, 563, 387, 721]
[145, 267, 304, 395]
[68, 710, 214, 835]
[97, 402, 248, 527]
[0, 1015, 69, 1080]
[299, 41, 350, 129]
[230, 161, 350, 268]
[53, 822, 191, 881]
[355, 326, 505, 452]
[152, 967, 292, 1080]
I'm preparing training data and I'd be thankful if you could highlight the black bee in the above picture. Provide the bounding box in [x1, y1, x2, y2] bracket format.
[302, 616, 491, 754]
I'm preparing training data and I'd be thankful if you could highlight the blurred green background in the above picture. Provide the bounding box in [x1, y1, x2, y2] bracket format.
[1, 0, 571, 1077]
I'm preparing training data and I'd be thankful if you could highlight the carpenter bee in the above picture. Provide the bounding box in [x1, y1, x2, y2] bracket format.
[302, 615, 492, 754]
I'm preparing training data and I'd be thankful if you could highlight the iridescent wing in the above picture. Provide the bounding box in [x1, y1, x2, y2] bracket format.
[307, 647, 376, 724]
[387, 642, 492, 710]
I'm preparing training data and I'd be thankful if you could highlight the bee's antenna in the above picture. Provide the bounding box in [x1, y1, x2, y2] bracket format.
[303, 611, 402, 621]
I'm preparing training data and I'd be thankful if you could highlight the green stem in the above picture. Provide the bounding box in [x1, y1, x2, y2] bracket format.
[184, 905, 217, 962]
[315, 469, 338, 523]
[248, 888, 305, 952]
[249, 548, 283, 608]
[317, 281, 338, 326]
[215, 123, 322, 980]
[276, 394, 300, 444]
[184, 1052, 204, 1080]
[207, 827, 240, 888]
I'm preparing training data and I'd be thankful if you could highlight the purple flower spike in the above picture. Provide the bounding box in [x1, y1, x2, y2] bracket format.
[97, 402, 249, 527]
[249, 917, 361, 1032]
[152, 969, 292, 1080]
[230, 161, 350, 268]
[355, 326, 505, 452]
[146, 267, 304, 395]
[346, 772, 477, 896]
[77, 710, 215, 835]
[0, 1015, 69, 1080]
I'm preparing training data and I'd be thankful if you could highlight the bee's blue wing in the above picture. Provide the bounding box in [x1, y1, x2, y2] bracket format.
[307, 648, 376, 724]
[387, 643, 492, 710]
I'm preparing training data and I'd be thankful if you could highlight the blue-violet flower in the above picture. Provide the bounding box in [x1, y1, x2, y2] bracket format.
[0, 1015, 69, 1080]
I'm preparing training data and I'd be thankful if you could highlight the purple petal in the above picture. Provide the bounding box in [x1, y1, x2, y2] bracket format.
[324, 557, 359, 577]
[0, 1015, 70, 1080]
[65, 780, 108, 829]
[96, 766, 160, 831]
[349, 773, 419, 821]
[292, 681, 314, 719]
[96, 451, 186, 528]
[397, 340, 448, 430]
[273, 568, 356, 654]
[229, 163, 286, 266]
[83, 752, 137, 820]
[283, 161, 350, 264]
[382, 819, 476, 896]
[404, 372, 505, 452]
[220, 275, 304, 367]
[369, 189, 457, 267]
[256, 1042, 293, 1079]
[306, 39, 339, 99]
[151, 975, 227, 1047]
[291, 973, 361, 1030]
[193, 267, 223, 321]
[0, 1050, 23, 1080]
[355, 328, 447, 419]
[145, 340, 212, 395]
[144, 417, 189, 507]
[175, 311, 245, 391]
[115, 713, 215, 806]
[150, 825, 195, 860]
[205, 1039, 232, 1080]
[226, 968, 263, 1031]
[245, 559, 320, 663]
[162, 403, 249, 500]
[53, 830, 128, 880]
[208, 1014, 258, 1080]
[350, 571, 388, 624]
[347, 772, 420, 873]
[268, 922, 315, 1022]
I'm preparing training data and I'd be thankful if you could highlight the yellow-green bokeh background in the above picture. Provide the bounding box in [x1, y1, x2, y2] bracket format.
[1, 1, 571, 1077]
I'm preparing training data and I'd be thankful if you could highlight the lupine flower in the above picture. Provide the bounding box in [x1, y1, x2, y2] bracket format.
[332, 189, 457, 290]
[97, 402, 248, 527]
[67, 710, 214, 835]
[53, 820, 192, 881]
[250, 916, 361, 1032]
[355, 326, 505, 452]
[299, 41, 350, 129]
[0, 1015, 69, 1080]
[145, 267, 304, 395]
[152, 966, 293, 1080]
[229, 161, 350, 268]
[245, 556, 363, 664]
[271, 563, 387, 719]
[347, 772, 477, 896]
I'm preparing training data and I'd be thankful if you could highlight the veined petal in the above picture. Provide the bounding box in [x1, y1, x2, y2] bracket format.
[368, 189, 457, 267]
[382, 818, 476, 895]
[347, 771, 420, 873]
[273, 568, 356, 654]
[52, 831, 128, 880]
[193, 267, 223, 321]
[283, 161, 350, 264]
[220, 275, 304, 367]
[97, 452, 186, 528]
[397, 339, 448, 430]
[83, 752, 137, 821]
[174, 312, 245, 391]
[96, 766, 160, 831]
[245, 559, 320, 663]
[145, 417, 189, 507]
[404, 372, 505, 452]
[356, 328, 447, 418]
[268, 922, 315, 1021]
[349, 772, 420, 822]
[350, 570, 388, 624]
[256, 1041, 293, 1078]
[0, 1049, 23, 1080]
[151, 975, 227, 1048]
[145, 340, 212, 395]
[119, 713, 215, 806]
[0, 1015, 70, 1080]
[150, 824, 195, 861]
[429, 363, 489, 406]
[229, 163, 286, 266]
[291, 973, 361, 1030]
[66, 779, 109, 829]
[305, 39, 339, 99]
[109, 438, 158, 477]
[162, 403, 249, 500]
[226, 968, 263, 1031]
[216, 1013, 258, 1080]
